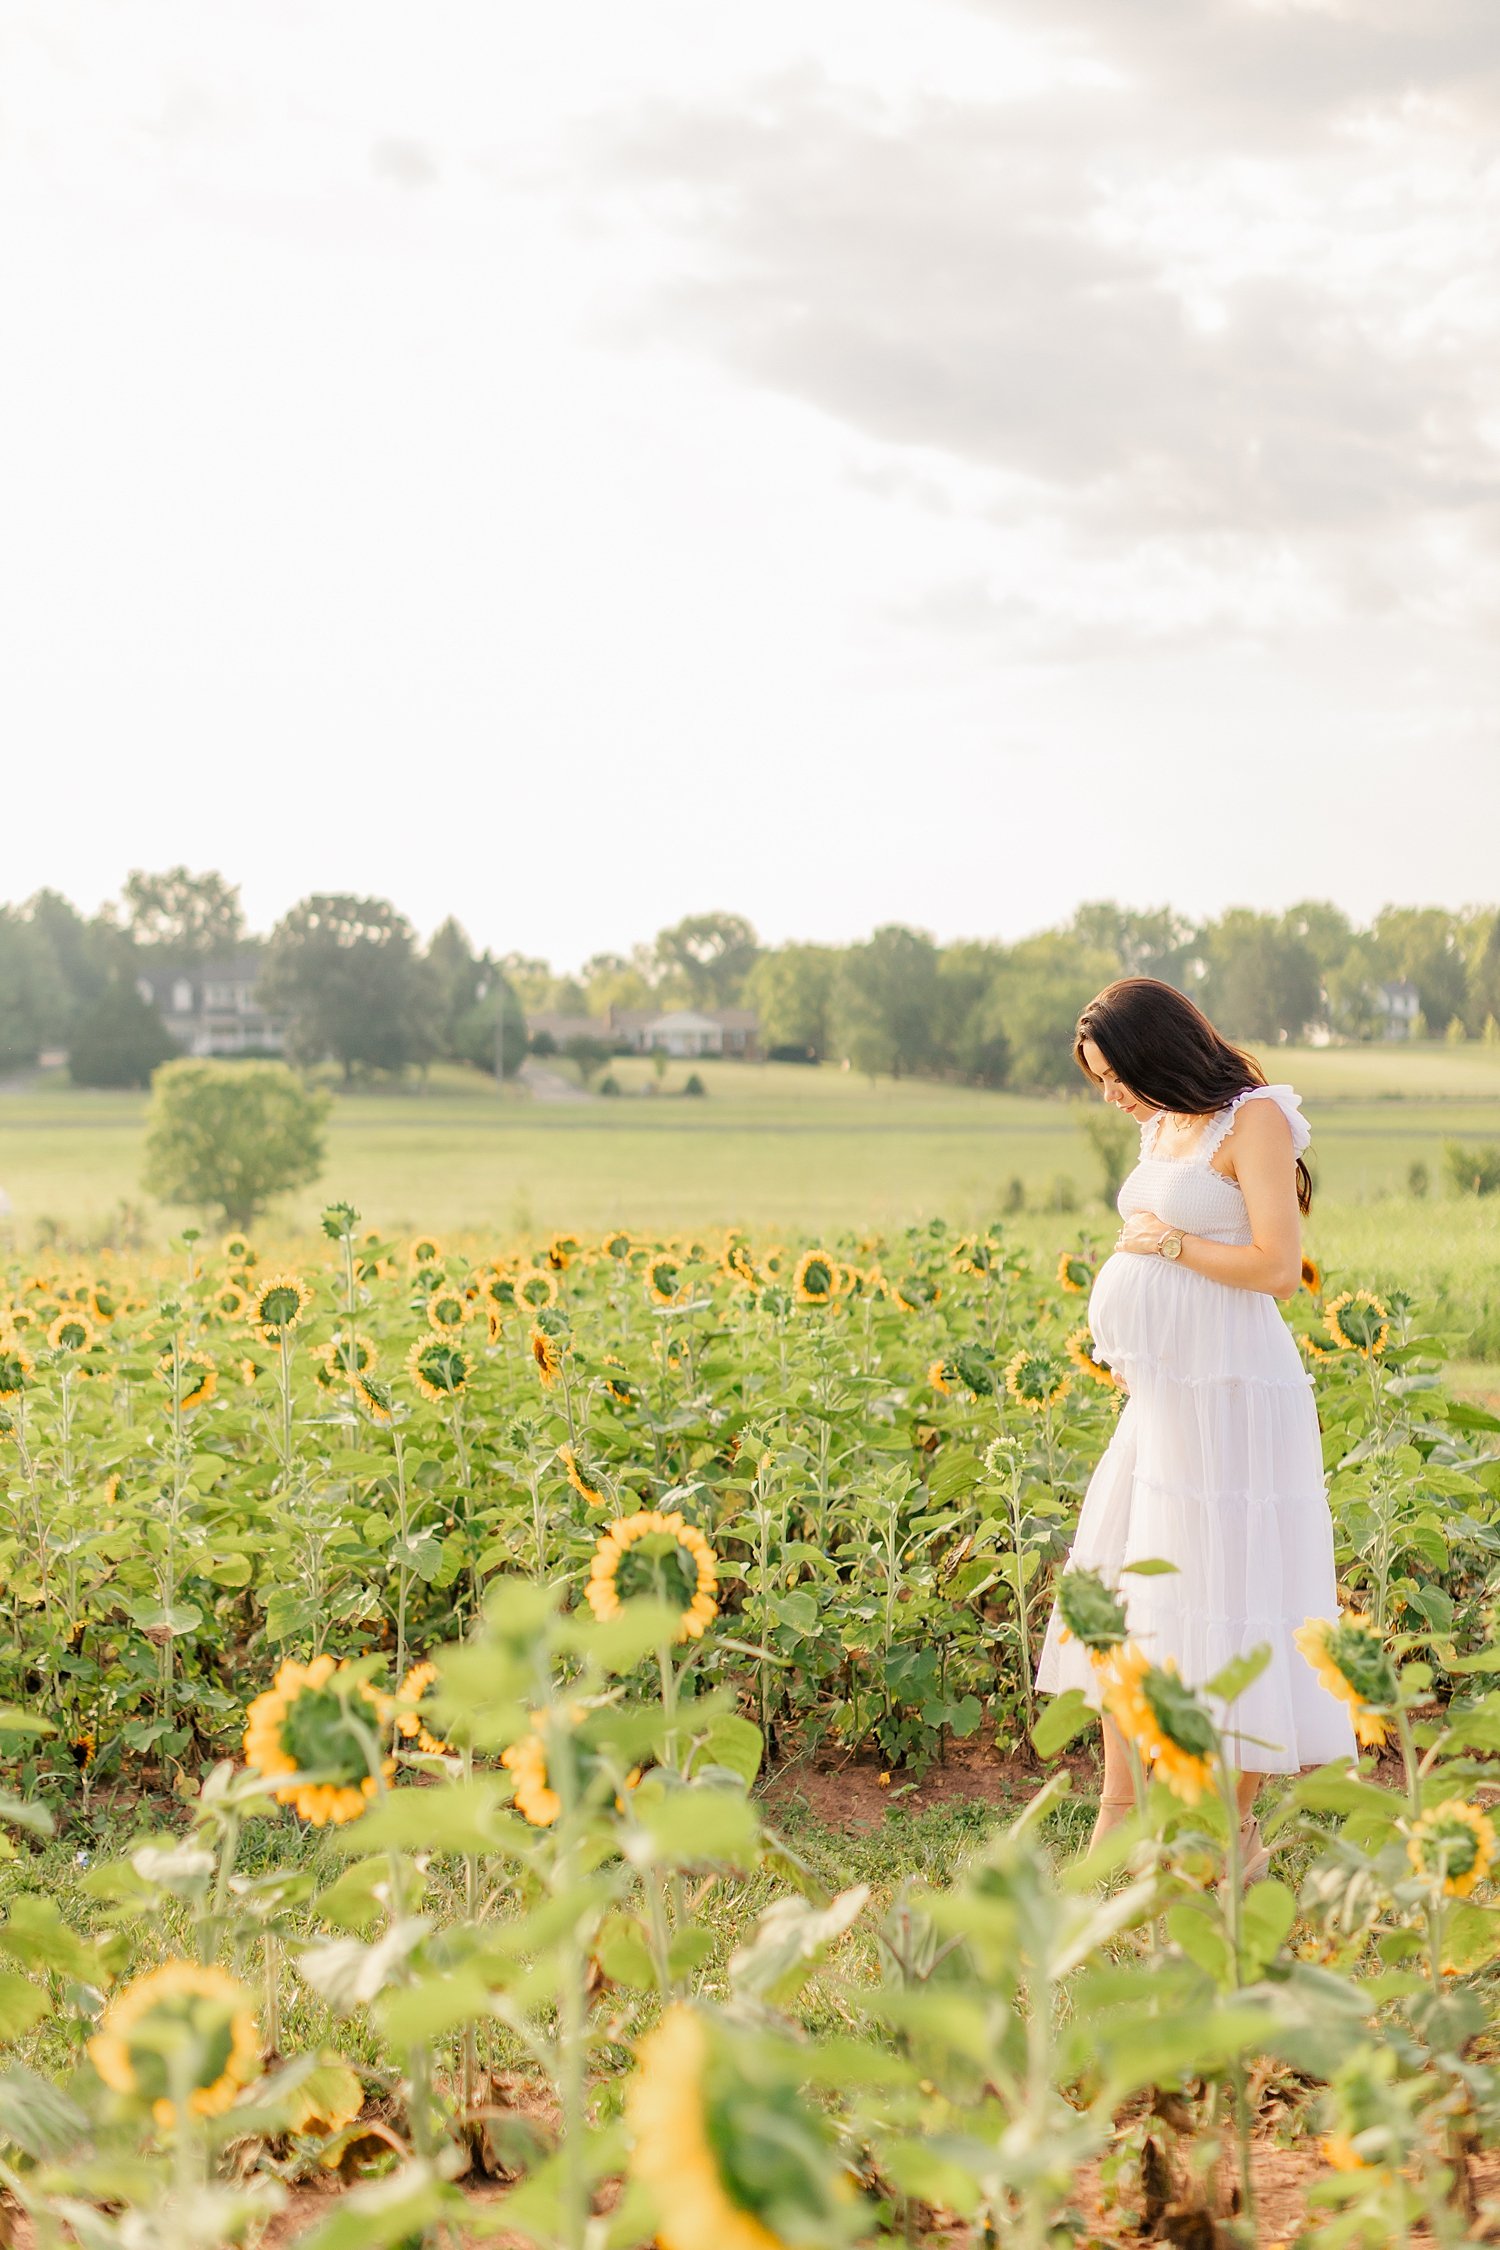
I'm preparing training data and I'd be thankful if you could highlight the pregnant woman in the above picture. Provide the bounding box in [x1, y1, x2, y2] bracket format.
[1035, 977, 1354, 1870]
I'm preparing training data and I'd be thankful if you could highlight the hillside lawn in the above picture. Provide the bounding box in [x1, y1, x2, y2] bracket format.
[2, 1043, 1497, 1344]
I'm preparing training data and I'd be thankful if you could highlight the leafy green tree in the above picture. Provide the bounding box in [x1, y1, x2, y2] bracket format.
[1367, 906, 1467, 1034]
[1466, 912, 1500, 1035]
[143, 1059, 329, 1228]
[1069, 903, 1199, 986]
[746, 944, 840, 1058]
[580, 951, 654, 1018]
[122, 868, 246, 962]
[1081, 1106, 1138, 1206]
[937, 942, 1012, 1086]
[1200, 910, 1319, 1041]
[0, 911, 73, 1069]
[452, 981, 528, 1077]
[653, 912, 760, 1009]
[834, 925, 942, 1078]
[67, 976, 179, 1087]
[260, 895, 435, 1080]
[988, 933, 1115, 1089]
[498, 954, 556, 1011]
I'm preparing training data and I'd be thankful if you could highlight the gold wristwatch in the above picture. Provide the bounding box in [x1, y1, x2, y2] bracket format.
[1157, 1229, 1184, 1261]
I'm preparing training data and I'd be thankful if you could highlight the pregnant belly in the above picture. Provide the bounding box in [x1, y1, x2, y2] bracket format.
[1087, 1251, 1170, 1368]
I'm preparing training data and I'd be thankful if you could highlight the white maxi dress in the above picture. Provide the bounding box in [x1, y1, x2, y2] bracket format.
[1035, 1085, 1354, 1772]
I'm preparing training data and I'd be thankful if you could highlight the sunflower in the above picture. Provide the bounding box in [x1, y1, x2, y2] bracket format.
[0, 1344, 33, 1402]
[518, 1267, 560, 1310]
[1004, 1347, 1071, 1414]
[1055, 1566, 1130, 1655]
[89, 1961, 260, 2130]
[628, 2005, 849, 2250]
[601, 1230, 633, 1262]
[529, 1322, 566, 1389]
[1292, 1614, 1397, 1749]
[425, 1288, 471, 1335]
[156, 1345, 217, 1413]
[353, 1374, 395, 1426]
[237, 1357, 264, 1388]
[1057, 1251, 1093, 1294]
[480, 1268, 520, 1316]
[501, 1714, 565, 1827]
[322, 1329, 377, 1381]
[47, 1309, 97, 1354]
[953, 1234, 1001, 1277]
[408, 1236, 443, 1270]
[88, 1282, 121, 1324]
[890, 1272, 940, 1313]
[1325, 1289, 1390, 1359]
[253, 1274, 313, 1338]
[221, 1234, 255, 1265]
[1064, 1326, 1119, 1391]
[1097, 1643, 1217, 1805]
[720, 1232, 757, 1285]
[559, 1443, 608, 1507]
[1406, 1801, 1495, 1898]
[406, 1337, 471, 1403]
[1300, 1254, 1323, 1295]
[587, 1510, 719, 1643]
[928, 1359, 956, 1396]
[600, 1356, 638, 1406]
[646, 1254, 684, 1306]
[210, 1283, 249, 1322]
[545, 1234, 580, 1272]
[243, 1655, 393, 1826]
[792, 1250, 837, 1307]
[396, 1660, 450, 1757]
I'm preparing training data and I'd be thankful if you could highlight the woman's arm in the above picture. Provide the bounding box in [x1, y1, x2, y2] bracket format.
[1118, 1100, 1303, 1298]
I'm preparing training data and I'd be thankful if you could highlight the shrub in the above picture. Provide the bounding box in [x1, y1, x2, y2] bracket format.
[1080, 1106, 1136, 1206]
[598, 1074, 622, 1097]
[683, 1072, 707, 1098]
[1407, 1160, 1430, 1200]
[1444, 1141, 1500, 1197]
[142, 1059, 329, 1229]
[67, 979, 179, 1089]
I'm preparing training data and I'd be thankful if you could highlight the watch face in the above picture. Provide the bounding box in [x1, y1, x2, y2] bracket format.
[1161, 1234, 1182, 1259]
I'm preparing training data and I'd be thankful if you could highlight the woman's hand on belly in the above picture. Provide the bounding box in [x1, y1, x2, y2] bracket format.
[1116, 1211, 1172, 1255]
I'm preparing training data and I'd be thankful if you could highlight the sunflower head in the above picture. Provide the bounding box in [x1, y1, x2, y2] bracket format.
[1097, 1644, 1218, 1805]
[1057, 1251, 1093, 1295]
[953, 1234, 1001, 1277]
[1292, 1614, 1398, 1748]
[530, 1314, 571, 1386]
[1300, 1254, 1323, 1296]
[48, 1310, 98, 1355]
[501, 1710, 568, 1827]
[396, 1660, 450, 1757]
[88, 1961, 260, 2131]
[0, 1344, 33, 1403]
[481, 1268, 520, 1315]
[628, 2005, 856, 2250]
[792, 1249, 838, 1307]
[646, 1254, 683, 1306]
[407, 1336, 471, 1403]
[929, 1359, 956, 1396]
[210, 1282, 249, 1322]
[545, 1234, 580, 1272]
[601, 1230, 633, 1262]
[891, 1271, 939, 1314]
[425, 1288, 470, 1335]
[88, 1282, 120, 1324]
[559, 1443, 609, 1507]
[156, 1344, 217, 1413]
[587, 1510, 719, 1643]
[1055, 1567, 1130, 1655]
[519, 1267, 560, 1310]
[1004, 1347, 1071, 1414]
[600, 1356, 638, 1406]
[221, 1234, 254, 1266]
[353, 1374, 396, 1426]
[242, 1656, 393, 1825]
[253, 1274, 313, 1338]
[1407, 1800, 1496, 1898]
[1064, 1326, 1119, 1390]
[1324, 1289, 1390, 1359]
[408, 1237, 443, 1271]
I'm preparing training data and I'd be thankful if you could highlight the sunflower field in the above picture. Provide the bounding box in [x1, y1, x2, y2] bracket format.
[1, 1204, 1500, 2246]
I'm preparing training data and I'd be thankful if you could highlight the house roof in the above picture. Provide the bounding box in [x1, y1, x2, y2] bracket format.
[1376, 980, 1420, 1002]
[643, 1010, 723, 1034]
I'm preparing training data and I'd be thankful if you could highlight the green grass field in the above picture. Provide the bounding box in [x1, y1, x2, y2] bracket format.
[3, 1045, 1498, 1346]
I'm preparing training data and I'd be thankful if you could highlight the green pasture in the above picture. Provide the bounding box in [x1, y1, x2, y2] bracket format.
[2, 1045, 1497, 1339]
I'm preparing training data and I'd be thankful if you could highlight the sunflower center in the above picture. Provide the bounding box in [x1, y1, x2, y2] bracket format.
[280, 1685, 377, 1786]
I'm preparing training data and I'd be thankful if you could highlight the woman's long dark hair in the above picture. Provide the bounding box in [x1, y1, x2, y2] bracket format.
[1075, 977, 1313, 1215]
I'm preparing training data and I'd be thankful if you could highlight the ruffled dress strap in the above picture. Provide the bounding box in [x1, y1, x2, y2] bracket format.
[1199, 1083, 1311, 1163]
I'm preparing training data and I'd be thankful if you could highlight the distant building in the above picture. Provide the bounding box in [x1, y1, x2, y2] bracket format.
[133, 953, 285, 1057]
[524, 1004, 761, 1060]
[1373, 979, 1421, 1041]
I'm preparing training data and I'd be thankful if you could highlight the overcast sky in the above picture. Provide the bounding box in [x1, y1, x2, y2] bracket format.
[1, 0, 1496, 967]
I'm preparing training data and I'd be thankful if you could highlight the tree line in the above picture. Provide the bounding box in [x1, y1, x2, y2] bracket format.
[1, 874, 1497, 1092]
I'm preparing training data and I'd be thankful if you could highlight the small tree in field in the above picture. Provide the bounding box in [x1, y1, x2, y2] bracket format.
[143, 1060, 329, 1230]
